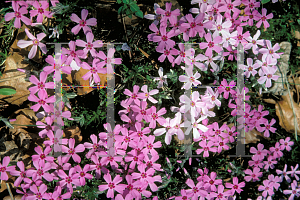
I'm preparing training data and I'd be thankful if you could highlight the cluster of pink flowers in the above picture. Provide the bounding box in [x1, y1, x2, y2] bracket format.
[1, 0, 297, 200]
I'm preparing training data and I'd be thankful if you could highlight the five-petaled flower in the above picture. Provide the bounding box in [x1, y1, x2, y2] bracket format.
[4, 1, 31, 28]
[98, 174, 127, 199]
[70, 9, 97, 35]
[30, 1, 53, 23]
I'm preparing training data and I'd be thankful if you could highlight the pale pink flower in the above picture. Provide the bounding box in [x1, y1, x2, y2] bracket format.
[257, 66, 279, 88]
[17, 28, 47, 59]
[255, 8, 273, 29]
[279, 137, 294, 152]
[244, 30, 265, 54]
[44, 54, 72, 75]
[155, 2, 180, 26]
[239, 58, 260, 78]
[153, 67, 168, 88]
[70, 9, 97, 35]
[98, 174, 127, 199]
[29, 71, 54, 94]
[62, 41, 84, 66]
[276, 164, 291, 183]
[75, 32, 103, 57]
[283, 180, 300, 200]
[191, 0, 216, 13]
[0, 156, 15, 181]
[61, 138, 85, 163]
[81, 59, 106, 84]
[199, 33, 223, 57]
[179, 66, 201, 90]
[259, 40, 281, 60]
[97, 48, 122, 74]
[144, 3, 162, 26]
[28, 90, 55, 112]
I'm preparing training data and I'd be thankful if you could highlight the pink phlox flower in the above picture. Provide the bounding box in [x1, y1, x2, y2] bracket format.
[144, 3, 162, 26]
[240, 9, 260, 27]
[218, 79, 236, 99]
[30, 1, 52, 23]
[138, 85, 158, 103]
[43, 128, 68, 152]
[132, 164, 161, 192]
[184, 48, 206, 70]
[153, 27, 176, 51]
[255, 8, 273, 29]
[258, 179, 274, 198]
[219, 0, 242, 15]
[279, 137, 294, 151]
[154, 117, 175, 145]
[124, 85, 141, 106]
[248, 155, 264, 168]
[175, 189, 193, 200]
[28, 90, 55, 113]
[62, 41, 84, 66]
[44, 186, 71, 200]
[47, 102, 73, 126]
[239, 57, 260, 78]
[16, 185, 33, 200]
[244, 167, 263, 182]
[153, 67, 168, 88]
[196, 53, 222, 72]
[251, 104, 269, 127]
[225, 125, 238, 143]
[9, 161, 27, 187]
[147, 106, 166, 129]
[28, 183, 48, 200]
[225, 177, 245, 195]
[267, 174, 281, 190]
[250, 143, 269, 160]
[196, 140, 217, 157]
[31, 146, 54, 164]
[5, 1, 31, 28]
[44, 54, 72, 75]
[129, 122, 151, 143]
[191, 0, 216, 13]
[29, 72, 55, 94]
[204, 86, 221, 107]
[180, 13, 206, 39]
[89, 155, 109, 179]
[97, 48, 122, 74]
[209, 184, 232, 200]
[276, 164, 292, 183]
[173, 43, 187, 66]
[98, 173, 127, 199]
[183, 115, 209, 140]
[203, 171, 222, 192]
[57, 167, 80, 194]
[22, 174, 43, 190]
[231, 26, 250, 47]
[243, 0, 260, 12]
[212, 14, 232, 38]
[157, 46, 179, 63]
[132, 180, 152, 199]
[61, 138, 85, 163]
[155, 2, 180, 26]
[70, 9, 97, 35]
[186, 178, 208, 199]
[257, 118, 276, 137]
[199, 32, 223, 57]
[223, 44, 237, 61]
[125, 149, 145, 169]
[214, 136, 230, 153]
[145, 153, 162, 171]
[26, 160, 54, 182]
[224, 11, 241, 30]
[269, 142, 284, 159]
[75, 164, 93, 186]
[283, 180, 300, 200]
[263, 155, 277, 171]
[17, 28, 47, 59]
[148, 23, 161, 42]
[179, 66, 202, 89]
[36, 114, 55, 138]
[244, 30, 265, 55]
[169, 112, 185, 140]
[81, 59, 106, 84]
[257, 65, 279, 88]
[259, 40, 281, 60]
[84, 134, 104, 159]
[76, 32, 103, 57]
[142, 135, 162, 156]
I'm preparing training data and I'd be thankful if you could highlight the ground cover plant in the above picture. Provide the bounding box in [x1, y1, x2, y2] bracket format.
[0, 0, 300, 199]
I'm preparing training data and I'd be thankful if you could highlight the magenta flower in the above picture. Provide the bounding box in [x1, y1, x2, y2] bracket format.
[203, 172, 222, 192]
[244, 167, 263, 182]
[231, 26, 250, 47]
[31, 146, 54, 164]
[44, 186, 71, 200]
[131, 101, 150, 123]
[97, 48, 122, 74]
[70, 9, 97, 35]
[147, 106, 166, 129]
[76, 32, 103, 57]
[62, 41, 84, 66]
[124, 85, 141, 106]
[81, 59, 106, 84]
[209, 184, 232, 200]
[9, 161, 27, 187]
[290, 164, 300, 181]
[218, 79, 236, 99]
[263, 155, 277, 171]
[186, 178, 208, 199]
[257, 118, 276, 137]
[250, 143, 269, 160]
[61, 138, 85, 163]
[223, 44, 237, 61]
[132, 164, 160, 192]
[155, 2, 180, 26]
[44, 54, 72, 75]
[256, 8, 273, 29]
[89, 155, 109, 179]
[199, 33, 223, 57]
[28, 90, 55, 112]
[30, 1, 52, 23]
[244, 30, 265, 55]
[270, 142, 284, 159]
[28, 184, 48, 200]
[98, 174, 127, 199]
[29, 72, 54, 94]
[175, 189, 193, 200]
[180, 13, 206, 38]
[257, 66, 279, 88]
[258, 180, 274, 198]
[57, 168, 80, 194]
[276, 164, 291, 183]
[17, 28, 47, 59]
[75, 164, 93, 186]
[157, 46, 178, 63]
[138, 85, 158, 104]
[152, 25, 176, 51]
[0, 156, 15, 181]
[225, 177, 245, 195]
[142, 135, 162, 156]
[283, 180, 300, 200]
[5, 1, 31, 28]
[280, 137, 294, 151]
[219, 0, 242, 15]
[196, 140, 217, 157]
[26, 160, 54, 182]
[44, 129, 68, 151]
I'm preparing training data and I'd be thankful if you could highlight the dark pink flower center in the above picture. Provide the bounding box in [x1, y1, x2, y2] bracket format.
[147, 144, 153, 149]
[190, 77, 195, 83]
[269, 50, 274, 54]
[0, 167, 6, 172]
[162, 35, 168, 41]
[152, 113, 158, 119]
[248, 66, 253, 71]
[108, 183, 115, 189]
[165, 11, 171, 17]
[33, 39, 39, 45]
[15, 11, 21, 18]
[38, 8, 44, 14]
[164, 50, 170, 55]
[87, 43, 93, 49]
[79, 20, 86, 26]
[217, 25, 222, 31]
[69, 148, 74, 155]
[238, 35, 243, 40]
[208, 41, 214, 48]
[262, 16, 266, 21]
[80, 172, 85, 177]
[37, 169, 43, 176]
[39, 99, 45, 105]
[40, 154, 45, 159]
[91, 67, 97, 74]
[227, 4, 233, 9]
[267, 74, 272, 78]
[190, 22, 196, 28]
[233, 185, 238, 189]
[70, 51, 76, 57]
[141, 173, 147, 178]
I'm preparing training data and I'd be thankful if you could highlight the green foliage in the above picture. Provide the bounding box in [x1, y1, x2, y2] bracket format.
[117, 0, 143, 19]
[0, 88, 16, 95]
